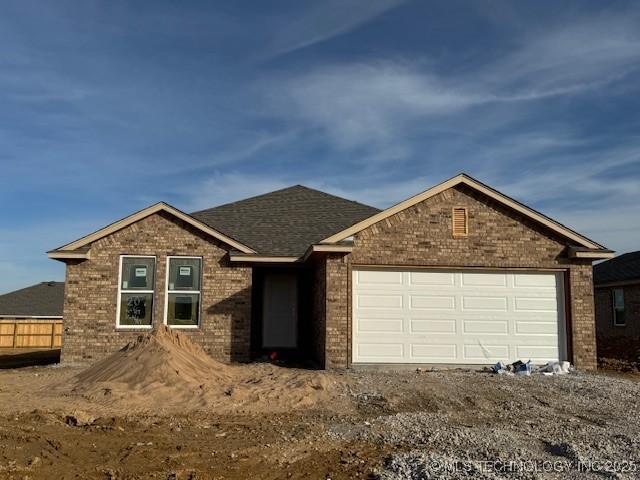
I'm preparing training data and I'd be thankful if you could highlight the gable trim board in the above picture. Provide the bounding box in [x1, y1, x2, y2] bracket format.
[48, 202, 256, 259]
[321, 174, 608, 254]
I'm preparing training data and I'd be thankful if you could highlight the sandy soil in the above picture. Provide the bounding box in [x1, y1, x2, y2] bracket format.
[0, 331, 639, 479]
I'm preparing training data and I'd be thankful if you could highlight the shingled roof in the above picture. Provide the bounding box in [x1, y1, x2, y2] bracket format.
[594, 251, 640, 285]
[191, 185, 381, 256]
[0, 282, 65, 317]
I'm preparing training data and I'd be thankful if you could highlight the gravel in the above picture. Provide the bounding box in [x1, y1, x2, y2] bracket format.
[331, 370, 640, 479]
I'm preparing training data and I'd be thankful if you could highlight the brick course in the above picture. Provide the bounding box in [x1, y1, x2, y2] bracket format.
[61, 211, 252, 364]
[322, 184, 598, 370]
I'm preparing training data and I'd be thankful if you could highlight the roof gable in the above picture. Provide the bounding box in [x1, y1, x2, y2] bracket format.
[49, 202, 256, 259]
[191, 185, 380, 256]
[321, 173, 607, 251]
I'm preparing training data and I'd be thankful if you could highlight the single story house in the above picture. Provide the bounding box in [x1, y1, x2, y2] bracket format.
[594, 251, 640, 361]
[0, 282, 64, 348]
[48, 174, 613, 370]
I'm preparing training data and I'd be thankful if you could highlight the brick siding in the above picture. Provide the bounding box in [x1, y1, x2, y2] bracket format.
[61, 211, 252, 364]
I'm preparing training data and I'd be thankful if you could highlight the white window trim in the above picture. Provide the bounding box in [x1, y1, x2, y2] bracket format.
[612, 288, 626, 327]
[116, 255, 156, 329]
[164, 256, 202, 329]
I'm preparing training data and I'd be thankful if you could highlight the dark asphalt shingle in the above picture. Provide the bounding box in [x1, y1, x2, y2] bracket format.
[594, 251, 640, 285]
[0, 282, 65, 317]
[191, 185, 381, 256]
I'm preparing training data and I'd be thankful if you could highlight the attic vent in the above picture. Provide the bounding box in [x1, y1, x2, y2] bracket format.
[452, 207, 468, 237]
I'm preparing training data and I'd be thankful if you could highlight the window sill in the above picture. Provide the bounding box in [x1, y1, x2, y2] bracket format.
[166, 324, 200, 330]
[116, 325, 153, 331]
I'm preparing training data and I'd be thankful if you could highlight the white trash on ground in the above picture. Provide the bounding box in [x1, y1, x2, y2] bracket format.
[491, 360, 572, 376]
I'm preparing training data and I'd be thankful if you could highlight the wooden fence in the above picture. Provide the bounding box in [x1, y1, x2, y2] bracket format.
[0, 320, 62, 349]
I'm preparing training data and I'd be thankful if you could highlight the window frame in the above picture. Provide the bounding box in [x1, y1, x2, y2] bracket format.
[163, 256, 203, 329]
[116, 255, 156, 330]
[612, 288, 626, 327]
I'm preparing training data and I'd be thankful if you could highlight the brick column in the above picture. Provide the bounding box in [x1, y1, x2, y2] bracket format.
[324, 253, 349, 369]
[569, 263, 597, 371]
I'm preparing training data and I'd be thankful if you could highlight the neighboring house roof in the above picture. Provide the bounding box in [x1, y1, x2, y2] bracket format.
[0, 282, 65, 317]
[594, 251, 640, 285]
[321, 174, 610, 254]
[191, 185, 381, 256]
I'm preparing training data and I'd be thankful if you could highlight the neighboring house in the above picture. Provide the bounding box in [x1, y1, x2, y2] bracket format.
[48, 174, 612, 370]
[0, 282, 64, 348]
[594, 251, 640, 361]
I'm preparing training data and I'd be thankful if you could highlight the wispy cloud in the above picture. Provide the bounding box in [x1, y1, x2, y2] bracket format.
[265, 12, 640, 151]
[264, 0, 405, 58]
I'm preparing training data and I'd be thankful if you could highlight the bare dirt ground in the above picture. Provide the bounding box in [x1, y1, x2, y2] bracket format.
[1, 333, 639, 479]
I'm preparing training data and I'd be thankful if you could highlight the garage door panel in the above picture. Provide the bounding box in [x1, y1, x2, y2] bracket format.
[357, 294, 403, 309]
[410, 295, 456, 310]
[516, 345, 558, 360]
[513, 274, 558, 288]
[461, 272, 507, 287]
[357, 318, 404, 333]
[357, 270, 403, 285]
[353, 268, 565, 365]
[410, 344, 457, 360]
[514, 297, 559, 312]
[409, 271, 455, 286]
[515, 321, 559, 335]
[462, 296, 508, 311]
[357, 343, 403, 360]
[410, 318, 457, 334]
[462, 319, 508, 334]
[463, 344, 510, 362]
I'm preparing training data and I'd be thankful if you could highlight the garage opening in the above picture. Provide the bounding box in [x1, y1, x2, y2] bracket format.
[352, 268, 566, 365]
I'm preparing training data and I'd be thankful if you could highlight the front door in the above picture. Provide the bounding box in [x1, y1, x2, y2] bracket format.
[262, 272, 298, 348]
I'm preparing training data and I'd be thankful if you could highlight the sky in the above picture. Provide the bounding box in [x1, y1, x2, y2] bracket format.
[1, 0, 639, 293]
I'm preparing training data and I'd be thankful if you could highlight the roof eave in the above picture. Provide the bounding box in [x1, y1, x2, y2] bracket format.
[228, 254, 300, 263]
[567, 247, 615, 260]
[228, 244, 354, 264]
[47, 250, 90, 261]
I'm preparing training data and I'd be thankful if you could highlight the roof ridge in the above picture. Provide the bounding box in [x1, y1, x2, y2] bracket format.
[191, 184, 379, 214]
[190, 185, 304, 214]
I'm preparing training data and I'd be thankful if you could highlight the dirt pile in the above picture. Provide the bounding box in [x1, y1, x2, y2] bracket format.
[69, 326, 344, 413]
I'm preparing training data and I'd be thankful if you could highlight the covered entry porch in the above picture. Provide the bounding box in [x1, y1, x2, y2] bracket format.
[250, 265, 320, 366]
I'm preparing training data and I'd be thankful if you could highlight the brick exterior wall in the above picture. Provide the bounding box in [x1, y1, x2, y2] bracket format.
[310, 257, 327, 366]
[322, 184, 599, 371]
[61, 211, 252, 364]
[595, 283, 640, 360]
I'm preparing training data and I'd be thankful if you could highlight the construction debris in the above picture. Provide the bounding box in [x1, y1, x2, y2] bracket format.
[491, 359, 572, 376]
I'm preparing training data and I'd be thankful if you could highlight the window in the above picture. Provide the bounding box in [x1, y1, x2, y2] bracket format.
[612, 288, 626, 326]
[452, 207, 468, 237]
[116, 256, 155, 328]
[165, 257, 201, 328]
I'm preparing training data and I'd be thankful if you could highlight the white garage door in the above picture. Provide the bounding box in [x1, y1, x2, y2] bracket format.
[352, 268, 566, 365]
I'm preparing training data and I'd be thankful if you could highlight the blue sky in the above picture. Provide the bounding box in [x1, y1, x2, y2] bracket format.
[1, 0, 639, 293]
